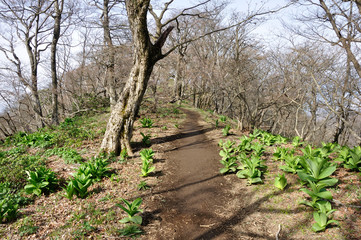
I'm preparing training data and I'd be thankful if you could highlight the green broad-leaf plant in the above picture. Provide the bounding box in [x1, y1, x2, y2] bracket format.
[66, 173, 93, 199]
[299, 180, 334, 208]
[312, 211, 339, 232]
[139, 148, 154, 162]
[222, 125, 231, 136]
[140, 117, 154, 128]
[140, 132, 151, 146]
[274, 173, 287, 190]
[279, 155, 302, 174]
[141, 159, 155, 177]
[117, 198, 143, 225]
[297, 157, 338, 186]
[219, 141, 237, 174]
[344, 146, 361, 171]
[24, 166, 58, 196]
[237, 155, 266, 184]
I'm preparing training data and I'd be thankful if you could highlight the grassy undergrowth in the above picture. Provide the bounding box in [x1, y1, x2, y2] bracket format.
[0, 101, 183, 238]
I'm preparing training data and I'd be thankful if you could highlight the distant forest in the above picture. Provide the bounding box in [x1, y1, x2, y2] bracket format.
[0, 0, 360, 148]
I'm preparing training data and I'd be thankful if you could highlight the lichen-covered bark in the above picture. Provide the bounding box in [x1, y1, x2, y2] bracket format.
[100, 55, 154, 155]
[100, 0, 172, 155]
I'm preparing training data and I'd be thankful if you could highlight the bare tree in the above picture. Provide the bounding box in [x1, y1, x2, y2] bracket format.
[0, 0, 55, 128]
[291, 0, 361, 144]
[50, 0, 64, 125]
[100, 0, 275, 155]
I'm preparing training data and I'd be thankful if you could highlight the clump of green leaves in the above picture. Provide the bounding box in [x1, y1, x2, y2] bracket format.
[65, 173, 93, 199]
[274, 173, 287, 190]
[219, 140, 237, 174]
[0, 148, 45, 187]
[0, 183, 28, 223]
[18, 217, 39, 236]
[0, 183, 23, 223]
[222, 125, 231, 136]
[343, 146, 361, 171]
[236, 136, 252, 153]
[279, 155, 302, 174]
[219, 115, 227, 123]
[312, 211, 339, 232]
[0, 198, 18, 223]
[274, 135, 288, 144]
[237, 155, 266, 184]
[119, 149, 128, 163]
[250, 142, 265, 157]
[172, 108, 180, 114]
[297, 157, 338, 186]
[64, 156, 110, 199]
[292, 136, 304, 147]
[141, 158, 155, 177]
[250, 129, 287, 146]
[140, 132, 151, 146]
[272, 147, 295, 161]
[82, 157, 111, 181]
[138, 181, 150, 191]
[45, 147, 83, 164]
[118, 225, 143, 237]
[296, 148, 339, 233]
[259, 132, 277, 146]
[24, 166, 58, 196]
[140, 148, 155, 177]
[117, 198, 143, 225]
[140, 117, 154, 128]
[140, 148, 154, 161]
[311, 201, 339, 232]
[5, 131, 55, 148]
[299, 180, 334, 208]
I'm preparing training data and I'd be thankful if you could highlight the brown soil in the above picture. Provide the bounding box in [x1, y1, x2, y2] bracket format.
[143, 109, 233, 240]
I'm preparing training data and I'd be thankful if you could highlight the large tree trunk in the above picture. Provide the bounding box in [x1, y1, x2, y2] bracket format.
[100, 56, 154, 155]
[100, 0, 173, 155]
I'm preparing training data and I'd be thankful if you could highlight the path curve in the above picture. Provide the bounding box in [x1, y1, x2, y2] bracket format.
[151, 109, 233, 240]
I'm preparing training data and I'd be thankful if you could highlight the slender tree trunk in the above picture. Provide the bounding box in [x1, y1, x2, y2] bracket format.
[173, 47, 185, 102]
[51, 0, 63, 125]
[103, 0, 118, 108]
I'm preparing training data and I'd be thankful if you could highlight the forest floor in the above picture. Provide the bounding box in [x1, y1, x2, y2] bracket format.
[0, 102, 360, 239]
[140, 107, 360, 240]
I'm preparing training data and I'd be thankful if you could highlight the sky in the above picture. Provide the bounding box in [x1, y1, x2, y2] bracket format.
[0, 0, 296, 114]
[169, 0, 296, 46]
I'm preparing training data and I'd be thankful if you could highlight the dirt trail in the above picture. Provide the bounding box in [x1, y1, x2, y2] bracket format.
[149, 109, 233, 240]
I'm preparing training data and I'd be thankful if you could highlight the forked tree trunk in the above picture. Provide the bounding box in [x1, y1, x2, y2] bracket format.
[100, 0, 173, 155]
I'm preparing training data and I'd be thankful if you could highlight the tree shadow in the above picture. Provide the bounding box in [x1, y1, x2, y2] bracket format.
[134, 173, 223, 200]
[151, 127, 214, 145]
[191, 187, 302, 240]
[141, 209, 162, 226]
[153, 158, 166, 163]
[163, 138, 215, 153]
[148, 170, 163, 177]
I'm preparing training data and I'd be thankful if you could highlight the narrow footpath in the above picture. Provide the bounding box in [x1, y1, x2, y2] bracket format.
[150, 109, 234, 240]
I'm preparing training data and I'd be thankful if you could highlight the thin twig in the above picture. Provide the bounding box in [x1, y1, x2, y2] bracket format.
[333, 199, 361, 209]
[276, 224, 281, 240]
